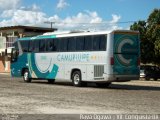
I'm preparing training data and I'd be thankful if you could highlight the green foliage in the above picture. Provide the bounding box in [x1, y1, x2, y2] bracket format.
[130, 9, 160, 65]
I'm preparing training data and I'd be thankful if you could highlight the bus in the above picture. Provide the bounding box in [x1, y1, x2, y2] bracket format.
[11, 30, 140, 87]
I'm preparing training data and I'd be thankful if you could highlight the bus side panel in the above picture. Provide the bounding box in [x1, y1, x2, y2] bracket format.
[64, 64, 87, 81]
[11, 54, 28, 77]
[27, 53, 59, 79]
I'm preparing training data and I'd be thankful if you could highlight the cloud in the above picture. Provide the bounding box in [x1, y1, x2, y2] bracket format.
[108, 14, 122, 30]
[110, 14, 121, 24]
[0, 6, 122, 31]
[0, 0, 20, 10]
[56, 0, 70, 10]
[0, 9, 47, 26]
[20, 4, 40, 11]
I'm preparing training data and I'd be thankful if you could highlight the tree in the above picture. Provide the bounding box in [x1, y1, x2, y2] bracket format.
[130, 9, 160, 65]
[147, 9, 160, 64]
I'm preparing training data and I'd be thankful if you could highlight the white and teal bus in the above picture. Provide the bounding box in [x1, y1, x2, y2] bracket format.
[11, 30, 140, 87]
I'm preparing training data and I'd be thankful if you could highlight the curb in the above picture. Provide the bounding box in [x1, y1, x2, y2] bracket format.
[0, 73, 10, 75]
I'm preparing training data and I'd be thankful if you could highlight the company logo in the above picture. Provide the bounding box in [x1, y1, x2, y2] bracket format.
[117, 39, 133, 65]
[115, 35, 137, 66]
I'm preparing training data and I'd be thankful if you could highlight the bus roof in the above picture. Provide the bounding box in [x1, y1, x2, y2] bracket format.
[18, 30, 139, 41]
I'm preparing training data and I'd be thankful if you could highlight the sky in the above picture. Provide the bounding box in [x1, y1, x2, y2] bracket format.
[0, 0, 159, 31]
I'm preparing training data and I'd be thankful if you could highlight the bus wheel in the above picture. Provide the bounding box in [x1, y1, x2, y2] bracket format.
[23, 69, 31, 83]
[72, 71, 83, 87]
[96, 83, 111, 88]
[48, 79, 55, 84]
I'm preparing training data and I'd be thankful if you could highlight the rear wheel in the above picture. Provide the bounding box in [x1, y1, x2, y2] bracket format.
[23, 69, 31, 83]
[96, 83, 111, 88]
[72, 71, 86, 87]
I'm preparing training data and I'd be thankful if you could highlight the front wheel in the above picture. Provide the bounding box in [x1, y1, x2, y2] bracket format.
[72, 71, 86, 87]
[23, 69, 31, 83]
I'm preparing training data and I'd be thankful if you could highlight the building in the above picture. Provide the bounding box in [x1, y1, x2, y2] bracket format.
[0, 25, 57, 73]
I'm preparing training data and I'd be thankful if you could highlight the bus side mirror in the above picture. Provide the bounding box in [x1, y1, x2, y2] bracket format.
[11, 48, 18, 63]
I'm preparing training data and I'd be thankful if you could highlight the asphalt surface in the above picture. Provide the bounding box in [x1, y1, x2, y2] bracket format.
[0, 74, 160, 119]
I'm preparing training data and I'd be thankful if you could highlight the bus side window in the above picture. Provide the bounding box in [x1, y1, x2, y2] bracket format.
[28, 41, 32, 52]
[76, 37, 84, 51]
[99, 35, 107, 51]
[32, 40, 39, 53]
[20, 41, 29, 52]
[68, 37, 76, 51]
[52, 38, 59, 52]
[59, 38, 68, 52]
[93, 35, 100, 51]
[84, 36, 92, 51]
[46, 39, 53, 52]
[39, 40, 46, 52]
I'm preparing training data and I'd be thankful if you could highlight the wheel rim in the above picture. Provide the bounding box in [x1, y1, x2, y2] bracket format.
[73, 74, 80, 85]
[24, 72, 28, 81]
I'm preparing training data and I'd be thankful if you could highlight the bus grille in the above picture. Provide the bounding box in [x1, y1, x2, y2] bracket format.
[94, 65, 104, 77]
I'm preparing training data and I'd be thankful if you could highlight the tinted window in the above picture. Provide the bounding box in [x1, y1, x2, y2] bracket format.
[93, 36, 100, 51]
[46, 39, 53, 52]
[99, 35, 107, 51]
[39, 40, 46, 52]
[53, 38, 59, 51]
[76, 37, 84, 51]
[28, 41, 32, 52]
[33, 40, 39, 52]
[84, 36, 92, 51]
[68, 37, 76, 51]
[20, 41, 29, 52]
[59, 38, 68, 52]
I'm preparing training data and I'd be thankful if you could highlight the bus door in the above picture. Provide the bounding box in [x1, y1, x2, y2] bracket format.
[11, 47, 21, 77]
[113, 32, 140, 75]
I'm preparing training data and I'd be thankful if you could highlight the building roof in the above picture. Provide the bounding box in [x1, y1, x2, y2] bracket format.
[0, 25, 57, 32]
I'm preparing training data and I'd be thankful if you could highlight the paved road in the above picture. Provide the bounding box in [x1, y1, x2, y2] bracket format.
[0, 74, 160, 119]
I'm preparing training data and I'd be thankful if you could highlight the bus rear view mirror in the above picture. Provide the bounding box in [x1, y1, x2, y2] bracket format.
[11, 48, 18, 63]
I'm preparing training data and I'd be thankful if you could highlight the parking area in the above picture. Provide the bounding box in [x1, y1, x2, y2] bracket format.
[0, 73, 160, 115]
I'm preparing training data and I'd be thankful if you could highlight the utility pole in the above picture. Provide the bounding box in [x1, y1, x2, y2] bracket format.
[44, 21, 55, 29]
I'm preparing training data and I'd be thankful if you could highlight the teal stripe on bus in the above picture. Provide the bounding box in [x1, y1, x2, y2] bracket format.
[19, 35, 56, 41]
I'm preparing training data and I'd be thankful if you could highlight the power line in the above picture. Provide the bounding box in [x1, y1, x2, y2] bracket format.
[44, 20, 146, 25]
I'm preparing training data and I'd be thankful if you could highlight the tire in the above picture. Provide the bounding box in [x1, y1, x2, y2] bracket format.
[48, 79, 55, 84]
[23, 69, 31, 83]
[96, 83, 111, 88]
[72, 71, 85, 87]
